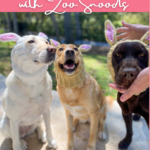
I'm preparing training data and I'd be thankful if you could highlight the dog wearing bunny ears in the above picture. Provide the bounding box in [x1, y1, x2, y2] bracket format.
[105, 20, 149, 150]
[0, 32, 58, 150]
[49, 41, 108, 150]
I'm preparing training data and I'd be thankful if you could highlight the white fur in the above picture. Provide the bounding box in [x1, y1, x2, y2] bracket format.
[0, 34, 57, 150]
[98, 131, 106, 140]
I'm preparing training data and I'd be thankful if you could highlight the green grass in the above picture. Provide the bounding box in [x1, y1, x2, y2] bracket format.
[0, 42, 14, 76]
[0, 43, 117, 99]
[83, 54, 117, 99]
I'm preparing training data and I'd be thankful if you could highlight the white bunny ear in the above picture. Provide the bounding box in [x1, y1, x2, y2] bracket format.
[78, 44, 92, 52]
[50, 39, 60, 48]
[0, 33, 20, 42]
[38, 32, 48, 39]
[140, 31, 149, 44]
[105, 20, 117, 46]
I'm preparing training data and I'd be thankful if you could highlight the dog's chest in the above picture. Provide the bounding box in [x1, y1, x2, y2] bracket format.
[27, 84, 50, 104]
[64, 104, 89, 120]
[65, 89, 76, 100]
[61, 89, 89, 120]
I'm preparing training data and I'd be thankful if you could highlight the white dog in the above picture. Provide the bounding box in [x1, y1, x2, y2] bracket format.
[0, 32, 58, 150]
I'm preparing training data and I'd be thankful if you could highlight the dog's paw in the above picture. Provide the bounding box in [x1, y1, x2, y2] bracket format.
[98, 131, 106, 140]
[133, 114, 141, 121]
[66, 145, 74, 150]
[38, 131, 46, 143]
[86, 145, 95, 150]
[118, 139, 130, 150]
[47, 139, 57, 149]
[20, 139, 28, 150]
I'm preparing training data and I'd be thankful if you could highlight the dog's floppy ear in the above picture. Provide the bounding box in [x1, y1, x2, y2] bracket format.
[0, 33, 20, 42]
[78, 44, 92, 52]
[105, 20, 117, 46]
[140, 31, 149, 45]
[38, 32, 48, 39]
[50, 39, 60, 48]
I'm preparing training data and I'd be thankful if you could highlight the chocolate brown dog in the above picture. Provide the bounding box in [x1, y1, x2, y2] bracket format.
[105, 20, 149, 150]
[112, 42, 149, 149]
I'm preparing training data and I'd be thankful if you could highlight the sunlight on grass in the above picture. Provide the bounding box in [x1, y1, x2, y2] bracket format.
[83, 54, 117, 99]
[0, 42, 14, 76]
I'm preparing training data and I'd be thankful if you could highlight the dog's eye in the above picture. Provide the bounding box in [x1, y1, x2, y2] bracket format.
[46, 41, 49, 44]
[139, 53, 144, 57]
[116, 53, 122, 57]
[59, 48, 64, 51]
[74, 48, 78, 51]
[28, 40, 35, 43]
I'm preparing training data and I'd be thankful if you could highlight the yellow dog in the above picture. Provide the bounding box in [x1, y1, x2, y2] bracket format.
[50, 39, 107, 150]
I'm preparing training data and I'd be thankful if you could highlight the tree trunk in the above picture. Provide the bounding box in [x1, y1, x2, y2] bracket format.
[6, 13, 12, 32]
[0, 13, 7, 32]
[50, 13, 60, 42]
[27, 12, 31, 24]
[12, 12, 19, 34]
[64, 13, 74, 43]
[75, 12, 82, 41]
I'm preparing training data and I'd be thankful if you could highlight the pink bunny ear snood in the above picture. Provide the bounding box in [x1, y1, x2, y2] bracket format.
[107, 40, 149, 82]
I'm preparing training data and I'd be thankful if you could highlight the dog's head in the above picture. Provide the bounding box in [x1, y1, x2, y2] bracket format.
[105, 20, 149, 89]
[50, 40, 92, 75]
[112, 42, 148, 88]
[0, 32, 56, 65]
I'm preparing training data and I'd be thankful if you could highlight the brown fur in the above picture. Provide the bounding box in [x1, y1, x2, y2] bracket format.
[55, 44, 107, 150]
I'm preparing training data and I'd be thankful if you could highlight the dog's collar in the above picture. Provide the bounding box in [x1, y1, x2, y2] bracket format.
[54, 57, 86, 89]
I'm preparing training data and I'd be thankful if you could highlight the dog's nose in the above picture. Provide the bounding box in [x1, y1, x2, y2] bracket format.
[47, 47, 56, 53]
[66, 50, 75, 56]
[122, 69, 137, 80]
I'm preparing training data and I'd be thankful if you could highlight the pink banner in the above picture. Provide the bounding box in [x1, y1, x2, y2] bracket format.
[0, 0, 149, 12]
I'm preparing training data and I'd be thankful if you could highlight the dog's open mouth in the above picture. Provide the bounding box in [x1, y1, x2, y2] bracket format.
[59, 59, 78, 74]
[115, 83, 128, 90]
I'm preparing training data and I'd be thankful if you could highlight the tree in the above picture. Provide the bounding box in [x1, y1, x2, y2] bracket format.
[50, 13, 60, 42]
[64, 13, 74, 43]
[75, 12, 82, 40]
[6, 13, 12, 32]
[12, 12, 19, 34]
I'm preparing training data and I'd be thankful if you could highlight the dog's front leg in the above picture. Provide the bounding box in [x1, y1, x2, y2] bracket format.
[43, 108, 57, 149]
[87, 110, 99, 150]
[65, 109, 74, 150]
[10, 120, 26, 150]
[118, 112, 133, 150]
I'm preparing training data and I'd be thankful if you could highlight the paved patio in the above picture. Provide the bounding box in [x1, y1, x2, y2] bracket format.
[0, 74, 149, 150]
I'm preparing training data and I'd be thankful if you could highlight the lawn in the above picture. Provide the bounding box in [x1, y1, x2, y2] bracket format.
[0, 42, 13, 76]
[83, 54, 117, 99]
[0, 42, 117, 99]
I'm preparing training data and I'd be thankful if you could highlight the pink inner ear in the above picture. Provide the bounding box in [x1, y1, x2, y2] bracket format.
[0, 34, 16, 41]
[106, 24, 114, 42]
[38, 32, 48, 39]
[52, 39, 58, 46]
[81, 45, 90, 49]
[146, 35, 149, 40]
[39, 32, 46, 37]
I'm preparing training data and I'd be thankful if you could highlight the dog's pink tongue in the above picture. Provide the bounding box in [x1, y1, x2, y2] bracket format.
[114, 83, 126, 89]
[64, 64, 75, 69]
